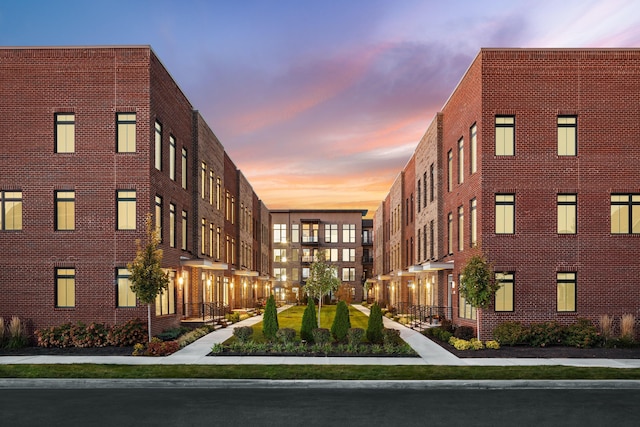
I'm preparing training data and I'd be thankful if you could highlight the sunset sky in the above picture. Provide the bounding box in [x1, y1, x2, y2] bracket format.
[3, 0, 640, 217]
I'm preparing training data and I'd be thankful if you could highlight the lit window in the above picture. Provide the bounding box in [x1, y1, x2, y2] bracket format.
[274, 249, 287, 263]
[558, 116, 577, 156]
[495, 273, 514, 312]
[470, 124, 477, 174]
[470, 198, 477, 247]
[155, 272, 175, 315]
[274, 268, 287, 281]
[181, 210, 188, 250]
[169, 203, 176, 248]
[495, 194, 515, 234]
[181, 148, 188, 189]
[169, 136, 176, 180]
[55, 113, 75, 153]
[611, 194, 640, 234]
[154, 121, 162, 170]
[273, 223, 287, 243]
[557, 272, 576, 312]
[458, 286, 476, 320]
[447, 213, 453, 255]
[55, 190, 75, 231]
[1, 191, 23, 230]
[342, 267, 356, 282]
[342, 224, 356, 243]
[291, 224, 299, 243]
[325, 224, 338, 243]
[495, 116, 515, 156]
[458, 138, 464, 184]
[116, 113, 136, 152]
[447, 150, 453, 192]
[342, 248, 355, 262]
[457, 206, 464, 251]
[55, 268, 75, 308]
[117, 268, 136, 307]
[117, 191, 136, 230]
[155, 195, 162, 240]
[557, 194, 577, 234]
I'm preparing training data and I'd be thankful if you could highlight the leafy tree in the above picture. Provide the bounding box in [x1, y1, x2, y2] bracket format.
[334, 283, 353, 304]
[300, 298, 317, 342]
[459, 253, 501, 340]
[331, 300, 351, 342]
[128, 214, 169, 342]
[262, 294, 279, 341]
[303, 251, 340, 327]
[366, 302, 384, 344]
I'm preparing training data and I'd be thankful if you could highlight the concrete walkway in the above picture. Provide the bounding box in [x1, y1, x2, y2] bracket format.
[2, 304, 640, 368]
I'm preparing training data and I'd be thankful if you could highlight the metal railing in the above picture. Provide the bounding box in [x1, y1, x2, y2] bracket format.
[184, 302, 231, 322]
[393, 302, 452, 329]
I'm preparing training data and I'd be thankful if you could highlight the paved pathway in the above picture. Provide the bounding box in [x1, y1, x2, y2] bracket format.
[2, 304, 640, 368]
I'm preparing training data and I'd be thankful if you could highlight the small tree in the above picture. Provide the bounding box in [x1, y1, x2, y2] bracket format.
[331, 300, 351, 342]
[128, 214, 169, 342]
[262, 294, 279, 341]
[304, 251, 341, 327]
[459, 253, 501, 340]
[300, 298, 317, 342]
[366, 302, 384, 344]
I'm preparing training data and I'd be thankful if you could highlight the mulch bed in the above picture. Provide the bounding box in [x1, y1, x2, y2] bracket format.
[0, 346, 134, 356]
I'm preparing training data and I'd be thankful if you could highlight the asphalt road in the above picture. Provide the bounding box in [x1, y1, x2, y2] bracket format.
[2, 383, 640, 426]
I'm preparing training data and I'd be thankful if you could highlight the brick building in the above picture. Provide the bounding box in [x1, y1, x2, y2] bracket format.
[374, 48, 640, 339]
[0, 46, 271, 336]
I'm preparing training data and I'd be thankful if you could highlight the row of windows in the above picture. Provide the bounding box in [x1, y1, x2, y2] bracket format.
[273, 248, 357, 263]
[55, 267, 175, 314]
[273, 223, 357, 244]
[272, 266, 356, 282]
[458, 272, 576, 319]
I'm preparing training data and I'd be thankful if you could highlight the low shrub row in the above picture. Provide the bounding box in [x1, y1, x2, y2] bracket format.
[448, 336, 500, 351]
[35, 319, 147, 348]
[0, 316, 28, 349]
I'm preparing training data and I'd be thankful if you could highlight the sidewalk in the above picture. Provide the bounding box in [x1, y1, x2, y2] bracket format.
[1, 305, 640, 368]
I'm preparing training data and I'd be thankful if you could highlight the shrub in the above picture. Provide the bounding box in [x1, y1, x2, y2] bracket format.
[485, 340, 500, 350]
[0, 317, 5, 347]
[449, 336, 471, 350]
[469, 338, 484, 350]
[423, 326, 452, 343]
[262, 295, 279, 342]
[108, 319, 147, 346]
[439, 318, 454, 333]
[225, 312, 240, 323]
[382, 328, 401, 346]
[312, 328, 331, 345]
[599, 314, 613, 342]
[454, 326, 475, 340]
[7, 316, 27, 349]
[233, 326, 254, 343]
[492, 321, 527, 346]
[177, 326, 214, 348]
[366, 302, 384, 344]
[276, 328, 296, 344]
[331, 300, 351, 342]
[300, 298, 318, 342]
[347, 328, 365, 346]
[564, 318, 601, 348]
[526, 321, 565, 347]
[384, 312, 393, 319]
[621, 314, 636, 340]
[142, 337, 180, 356]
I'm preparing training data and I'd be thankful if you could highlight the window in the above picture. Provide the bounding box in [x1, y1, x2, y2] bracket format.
[417, 180, 421, 213]
[0, 191, 22, 231]
[457, 206, 464, 251]
[116, 113, 136, 152]
[495, 116, 515, 156]
[302, 267, 310, 279]
[342, 224, 356, 243]
[429, 164, 435, 201]
[495, 272, 514, 311]
[55, 190, 75, 231]
[209, 171, 214, 205]
[423, 172, 428, 208]
[55, 113, 75, 153]
[274, 249, 287, 263]
[273, 224, 287, 243]
[342, 267, 356, 282]
[274, 268, 287, 281]
[201, 219, 206, 254]
[303, 223, 319, 243]
[470, 123, 477, 174]
[169, 203, 176, 248]
[181, 210, 187, 250]
[458, 138, 464, 184]
[447, 150, 453, 192]
[216, 178, 221, 210]
[154, 121, 162, 170]
[169, 136, 176, 180]
[117, 191, 136, 230]
[459, 290, 476, 320]
[342, 248, 356, 262]
[326, 248, 338, 262]
[495, 194, 515, 234]
[557, 194, 577, 234]
[55, 268, 75, 308]
[291, 248, 299, 262]
[116, 268, 136, 307]
[155, 196, 162, 239]
[216, 227, 221, 260]
[447, 213, 453, 255]
[429, 220, 434, 259]
[325, 224, 338, 243]
[181, 148, 188, 189]
[208, 223, 214, 257]
[558, 116, 577, 156]
[470, 198, 477, 247]
[155, 273, 175, 315]
[611, 194, 640, 234]
[201, 162, 207, 200]
[557, 272, 576, 312]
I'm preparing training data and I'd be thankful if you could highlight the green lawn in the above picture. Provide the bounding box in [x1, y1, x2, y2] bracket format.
[237, 304, 369, 343]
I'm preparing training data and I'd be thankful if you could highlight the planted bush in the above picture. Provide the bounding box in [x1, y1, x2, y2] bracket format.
[366, 302, 384, 344]
[493, 321, 528, 346]
[300, 298, 318, 342]
[0, 317, 5, 347]
[526, 321, 565, 347]
[276, 328, 296, 344]
[454, 326, 475, 340]
[312, 328, 331, 345]
[262, 295, 279, 342]
[107, 319, 147, 346]
[7, 316, 27, 349]
[382, 328, 401, 346]
[564, 318, 600, 348]
[347, 328, 365, 346]
[331, 300, 351, 342]
[233, 326, 254, 343]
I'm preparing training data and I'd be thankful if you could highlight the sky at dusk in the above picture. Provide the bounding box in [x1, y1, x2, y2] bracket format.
[3, 0, 640, 217]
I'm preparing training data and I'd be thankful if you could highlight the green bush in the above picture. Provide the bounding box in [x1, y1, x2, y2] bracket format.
[526, 321, 565, 347]
[233, 326, 254, 343]
[564, 318, 601, 348]
[366, 302, 384, 344]
[382, 328, 401, 346]
[225, 312, 241, 323]
[423, 326, 452, 343]
[300, 298, 318, 342]
[439, 318, 454, 332]
[454, 326, 475, 340]
[262, 295, 279, 342]
[312, 328, 331, 345]
[331, 300, 351, 342]
[492, 321, 528, 346]
[347, 328, 365, 346]
[276, 328, 296, 344]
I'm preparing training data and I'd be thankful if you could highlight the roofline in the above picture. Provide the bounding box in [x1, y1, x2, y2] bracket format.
[270, 209, 368, 217]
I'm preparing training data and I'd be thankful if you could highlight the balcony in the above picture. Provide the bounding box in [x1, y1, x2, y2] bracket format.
[301, 236, 319, 246]
[362, 256, 374, 264]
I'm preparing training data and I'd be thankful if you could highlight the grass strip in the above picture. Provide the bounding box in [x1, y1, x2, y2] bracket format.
[1, 364, 640, 380]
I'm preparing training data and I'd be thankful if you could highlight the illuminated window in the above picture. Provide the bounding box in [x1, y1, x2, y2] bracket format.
[557, 272, 576, 312]
[155, 273, 175, 315]
[342, 224, 356, 243]
[325, 224, 338, 243]
[55, 113, 75, 153]
[458, 138, 464, 184]
[274, 248, 287, 263]
[170, 203, 176, 248]
[116, 113, 136, 152]
[342, 267, 356, 281]
[181, 148, 188, 189]
[457, 206, 464, 251]
[495, 194, 515, 234]
[181, 210, 187, 250]
[557, 194, 577, 234]
[470, 198, 477, 247]
[470, 123, 477, 174]
[1, 191, 22, 231]
[495, 116, 515, 156]
[447, 213, 453, 254]
[558, 116, 577, 156]
[495, 273, 514, 312]
[273, 223, 287, 243]
[169, 136, 176, 180]
[55, 268, 75, 308]
[447, 150, 453, 192]
[116, 268, 136, 307]
[303, 223, 319, 243]
[55, 190, 75, 231]
[154, 121, 162, 170]
[117, 191, 136, 230]
[274, 267, 287, 281]
[342, 248, 355, 262]
[611, 194, 640, 234]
